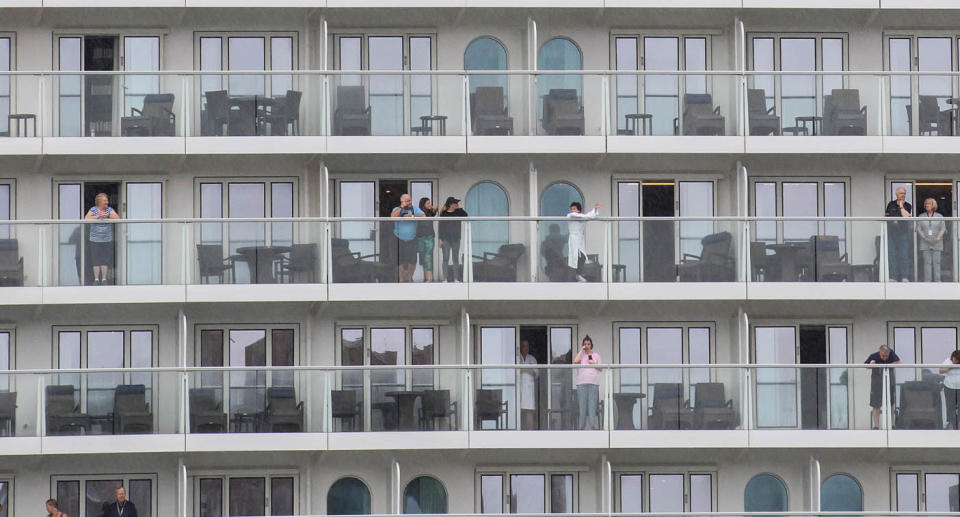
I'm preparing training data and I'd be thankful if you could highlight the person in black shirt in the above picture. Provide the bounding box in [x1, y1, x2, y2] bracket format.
[438, 196, 468, 282]
[103, 488, 137, 517]
[885, 187, 913, 282]
[865, 344, 901, 429]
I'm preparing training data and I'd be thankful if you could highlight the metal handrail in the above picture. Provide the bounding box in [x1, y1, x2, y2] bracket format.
[3, 216, 958, 224]
[7, 69, 960, 76]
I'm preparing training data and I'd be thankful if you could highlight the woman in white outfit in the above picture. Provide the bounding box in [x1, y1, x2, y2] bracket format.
[916, 197, 945, 282]
[566, 202, 601, 279]
[518, 339, 538, 430]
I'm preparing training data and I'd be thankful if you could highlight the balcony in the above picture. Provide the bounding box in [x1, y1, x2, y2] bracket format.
[0, 363, 949, 453]
[1, 216, 956, 303]
[3, 70, 960, 156]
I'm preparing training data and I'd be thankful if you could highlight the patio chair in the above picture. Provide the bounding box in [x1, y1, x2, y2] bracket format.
[45, 385, 91, 436]
[897, 380, 942, 430]
[228, 97, 257, 136]
[542, 89, 584, 135]
[419, 389, 458, 430]
[0, 239, 24, 286]
[203, 90, 230, 136]
[120, 93, 176, 137]
[331, 389, 362, 431]
[676, 94, 725, 136]
[260, 90, 302, 136]
[648, 383, 694, 430]
[471, 86, 514, 135]
[330, 238, 392, 283]
[113, 384, 153, 434]
[333, 86, 371, 136]
[693, 382, 737, 429]
[472, 243, 526, 282]
[0, 392, 15, 436]
[747, 89, 780, 135]
[474, 389, 508, 429]
[907, 95, 953, 136]
[262, 387, 304, 432]
[197, 244, 235, 284]
[277, 243, 319, 283]
[810, 235, 853, 282]
[188, 388, 228, 433]
[676, 231, 735, 281]
[824, 89, 867, 136]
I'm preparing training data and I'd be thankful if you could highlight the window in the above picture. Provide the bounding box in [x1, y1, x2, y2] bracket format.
[886, 34, 960, 135]
[0, 479, 8, 517]
[334, 34, 435, 135]
[744, 474, 788, 511]
[895, 470, 960, 511]
[749, 34, 846, 132]
[890, 323, 960, 397]
[328, 477, 370, 515]
[538, 38, 582, 134]
[465, 182, 509, 259]
[751, 178, 848, 253]
[337, 325, 437, 431]
[0, 35, 12, 136]
[821, 474, 862, 511]
[0, 180, 11, 239]
[55, 327, 156, 434]
[0, 330, 11, 392]
[616, 472, 714, 512]
[614, 34, 710, 135]
[197, 326, 297, 418]
[54, 475, 156, 517]
[465, 37, 508, 109]
[539, 182, 584, 270]
[197, 178, 297, 283]
[194, 473, 297, 516]
[753, 325, 850, 429]
[404, 476, 447, 514]
[477, 471, 578, 513]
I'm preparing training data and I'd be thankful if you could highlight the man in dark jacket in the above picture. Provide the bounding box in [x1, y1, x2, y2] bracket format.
[103, 487, 137, 517]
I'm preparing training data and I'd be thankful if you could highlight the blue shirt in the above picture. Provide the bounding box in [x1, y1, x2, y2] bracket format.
[393, 205, 423, 241]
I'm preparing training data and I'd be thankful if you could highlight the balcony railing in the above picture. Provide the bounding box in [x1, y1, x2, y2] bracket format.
[2, 215, 958, 288]
[0, 364, 947, 437]
[3, 70, 960, 141]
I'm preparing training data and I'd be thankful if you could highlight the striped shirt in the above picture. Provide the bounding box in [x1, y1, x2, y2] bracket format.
[89, 206, 115, 243]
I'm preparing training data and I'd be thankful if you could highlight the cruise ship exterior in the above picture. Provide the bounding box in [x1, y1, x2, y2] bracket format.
[2, 1, 960, 517]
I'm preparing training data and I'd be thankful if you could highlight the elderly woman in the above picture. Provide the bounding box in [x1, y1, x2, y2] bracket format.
[84, 192, 119, 285]
[916, 197, 945, 282]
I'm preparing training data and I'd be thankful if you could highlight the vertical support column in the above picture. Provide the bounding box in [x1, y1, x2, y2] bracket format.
[179, 460, 187, 517]
[808, 456, 821, 511]
[877, 74, 885, 137]
[528, 161, 538, 282]
[462, 309, 472, 432]
[527, 17, 538, 136]
[390, 457, 401, 514]
[601, 75, 610, 139]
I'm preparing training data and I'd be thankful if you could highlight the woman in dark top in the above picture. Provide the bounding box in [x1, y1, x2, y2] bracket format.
[417, 197, 437, 282]
[438, 196, 468, 282]
[46, 498, 68, 517]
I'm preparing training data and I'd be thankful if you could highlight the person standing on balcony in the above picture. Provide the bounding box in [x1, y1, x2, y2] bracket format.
[391, 194, 424, 283]
[885, 187, 913, 282]
[865, 344, 901, 430]
[102, 487, 137, 517]
[916, 197, 945, 282]
[46, 499, 68, 517]
[940, 350, 960, 429]
[416, 197, 437, 283]
[438, 197, 467, 282]
[573, 335, 602, 430]
[567, 201, 601, 282]
[84, 192, 119, 285]
[518, 338, 539, 430]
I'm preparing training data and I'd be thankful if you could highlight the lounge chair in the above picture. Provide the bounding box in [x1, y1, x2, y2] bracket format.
[824, 89, 867, 136]
[542, 89, 584, 135]
[747, 89, 780, 136]
[472, 243, 526, 282]
[121, 93, 176, 137]
[676, 94, 725, 136]
[333, 86, 371, 136]
[471, 86, 514, 135]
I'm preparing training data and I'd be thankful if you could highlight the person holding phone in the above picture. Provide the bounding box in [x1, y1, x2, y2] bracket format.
[573, 335, 602, 430]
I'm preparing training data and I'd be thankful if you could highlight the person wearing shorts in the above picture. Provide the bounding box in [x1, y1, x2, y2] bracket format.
[391, 194, 424, 282]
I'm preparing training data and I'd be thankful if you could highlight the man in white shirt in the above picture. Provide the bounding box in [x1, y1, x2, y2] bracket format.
[566, 202, 601, 282]
[518, 339, 538, 430]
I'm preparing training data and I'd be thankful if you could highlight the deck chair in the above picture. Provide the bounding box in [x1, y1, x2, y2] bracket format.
[260, 90, 302, 136]
[648, 383, 694, 430]
[331, 389, 362, 431]
[203, 90, 230, 136]
[677, 231, 735, 281]
[542, 89, 584, 135]
[825, 89, 867, 135]
[677, 94, 725, 136]
[189, 388, 228, 433]
[472, 243, 526, 282]
[197, 244, 235, 284]
[333, 86, 371, 136]
[471, 86, 514, 135]
[419, 389, 458, 430]
[693, 382, 737, 429]
[811, 235, 853, 281]
[747, 89, 780, 135]
[121, 93, 176, 136]
[114, 384, 153, 434]
[45, 385, 91, 435]
[475, 389, 508, 429]
[0, 392, 16, 436]
[897, 380, 941, 429]
[262, 387, 304, 432]
[0, 239, 24, 286]
[330, 238, 392, 283]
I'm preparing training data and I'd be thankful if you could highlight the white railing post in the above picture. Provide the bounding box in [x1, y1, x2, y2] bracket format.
[600, 74, 610, 138]
[462, 74, 471, 140]
[880, 222, 889, 289]
[877, 74, 885, 138]
[882, 367, 892, 431]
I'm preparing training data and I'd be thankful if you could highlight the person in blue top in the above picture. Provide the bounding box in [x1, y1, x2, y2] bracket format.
[84, 193, 120, 285]
[391, 193, 424, 282]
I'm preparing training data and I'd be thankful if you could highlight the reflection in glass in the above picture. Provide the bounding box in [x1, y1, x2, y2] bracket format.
[510, 474, 545, 513]
[752, 38, 775, 120]
[755, 327, 797, 428]
[821, 474, 862, 511]
[617, 182, 641, 282]
[754, 182, 777, 244]
[824, 182, 847, 255]
[480, 327, 516, 429]
[412, 328, 435, 391]
[619, 328, 643, 427]
[615, 38, 638, 134]
[404, 476, 447, 514]
[126, 183, 163, 285]
[340, 182, 376, 258]
[229, 477, 265, 516]
[888, 38, 912, 136]
[123, 37, 160, 118]
[58, 37, 83, 137]
[131, 330, 154, 407]
[540, 182, 583, 269]
[370, 328, 405, 430]
[466, 182, 509, 259]
[679, 181, 714, 260]
[228, 183, 265, 283]
[58, 331, 82, 398]
[893, 327, 917, 388]
[369, 36, 403, 136]
[828, 327, 849, 429]
[550, 474, 573, 513]
[782, 182, 817, 242]
[271, 477, 295, 516]
[918, 38, 953, 136]
[690, 474, 712, 512]
[780, 38, 816, 130]
[227, 37, 265, 97]
[0, 38, 9, 135]
[229, 329, 267, 416]
[925, 473, 960, 512]
[271, 182, 294, 248]
[340, 328, 364, 429]
[59, 184, 82, 286]
[84, 480, 122, 517]
[129, 479, 153, 517]
[538, 38, 582, 132]
[744, 474, 788, 512]
[56, 480, 80, 517]
[199, 478, 223, 517]
[271, 37, 294, 97]
[410, 37, 433, 130]
[465, 37, 508, 104]
[921, 327, 957, 375]
[87, 331, 124, 417]
[328, 477, 371, 515]
[0, 481, 7, 517]
[646, 328, 683, 408]
[0, 332, 8, 392]
[644, 37, 679, 136]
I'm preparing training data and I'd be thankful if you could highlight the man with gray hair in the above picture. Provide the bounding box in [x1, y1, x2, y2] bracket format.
[885, 187, 913, 282]
[865, 344, 901, 429]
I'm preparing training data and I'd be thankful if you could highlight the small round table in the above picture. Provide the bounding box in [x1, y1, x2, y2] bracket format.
[795, 115, 823, 136]
[420, 115, 448, 136]
[613, 392, 646, 430]
[624, 113, 653, 136]
[386, 391, 423, 431]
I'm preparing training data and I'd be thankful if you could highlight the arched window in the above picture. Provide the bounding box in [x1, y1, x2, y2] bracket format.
[539, 182, 584, 277]
[403, 476, 448, 514]
[328, 477, 371, 515]
[744, 474, 788, 512]
[465, 37, 508, 101]
[465, 181, 509, 257]
[821, 474, 862, 511]
[537, 38, 583, 133]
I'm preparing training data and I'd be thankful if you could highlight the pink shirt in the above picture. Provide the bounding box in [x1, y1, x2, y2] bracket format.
[575, 351, 602, 385]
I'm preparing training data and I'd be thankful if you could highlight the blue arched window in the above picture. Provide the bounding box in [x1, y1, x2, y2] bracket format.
[538, 38, 583, 131]
[539, 182, 584, 274]
[403, 476, 448, 514]
[328, 477, 371, 515]
[821, 474, 862, 511]
[465, 37, 508, 98]
[744, 474, 788, 512]
[465, 181, 509, 257]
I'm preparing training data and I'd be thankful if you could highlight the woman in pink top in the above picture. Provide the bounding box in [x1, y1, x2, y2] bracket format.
[573, 335, 601, 430]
